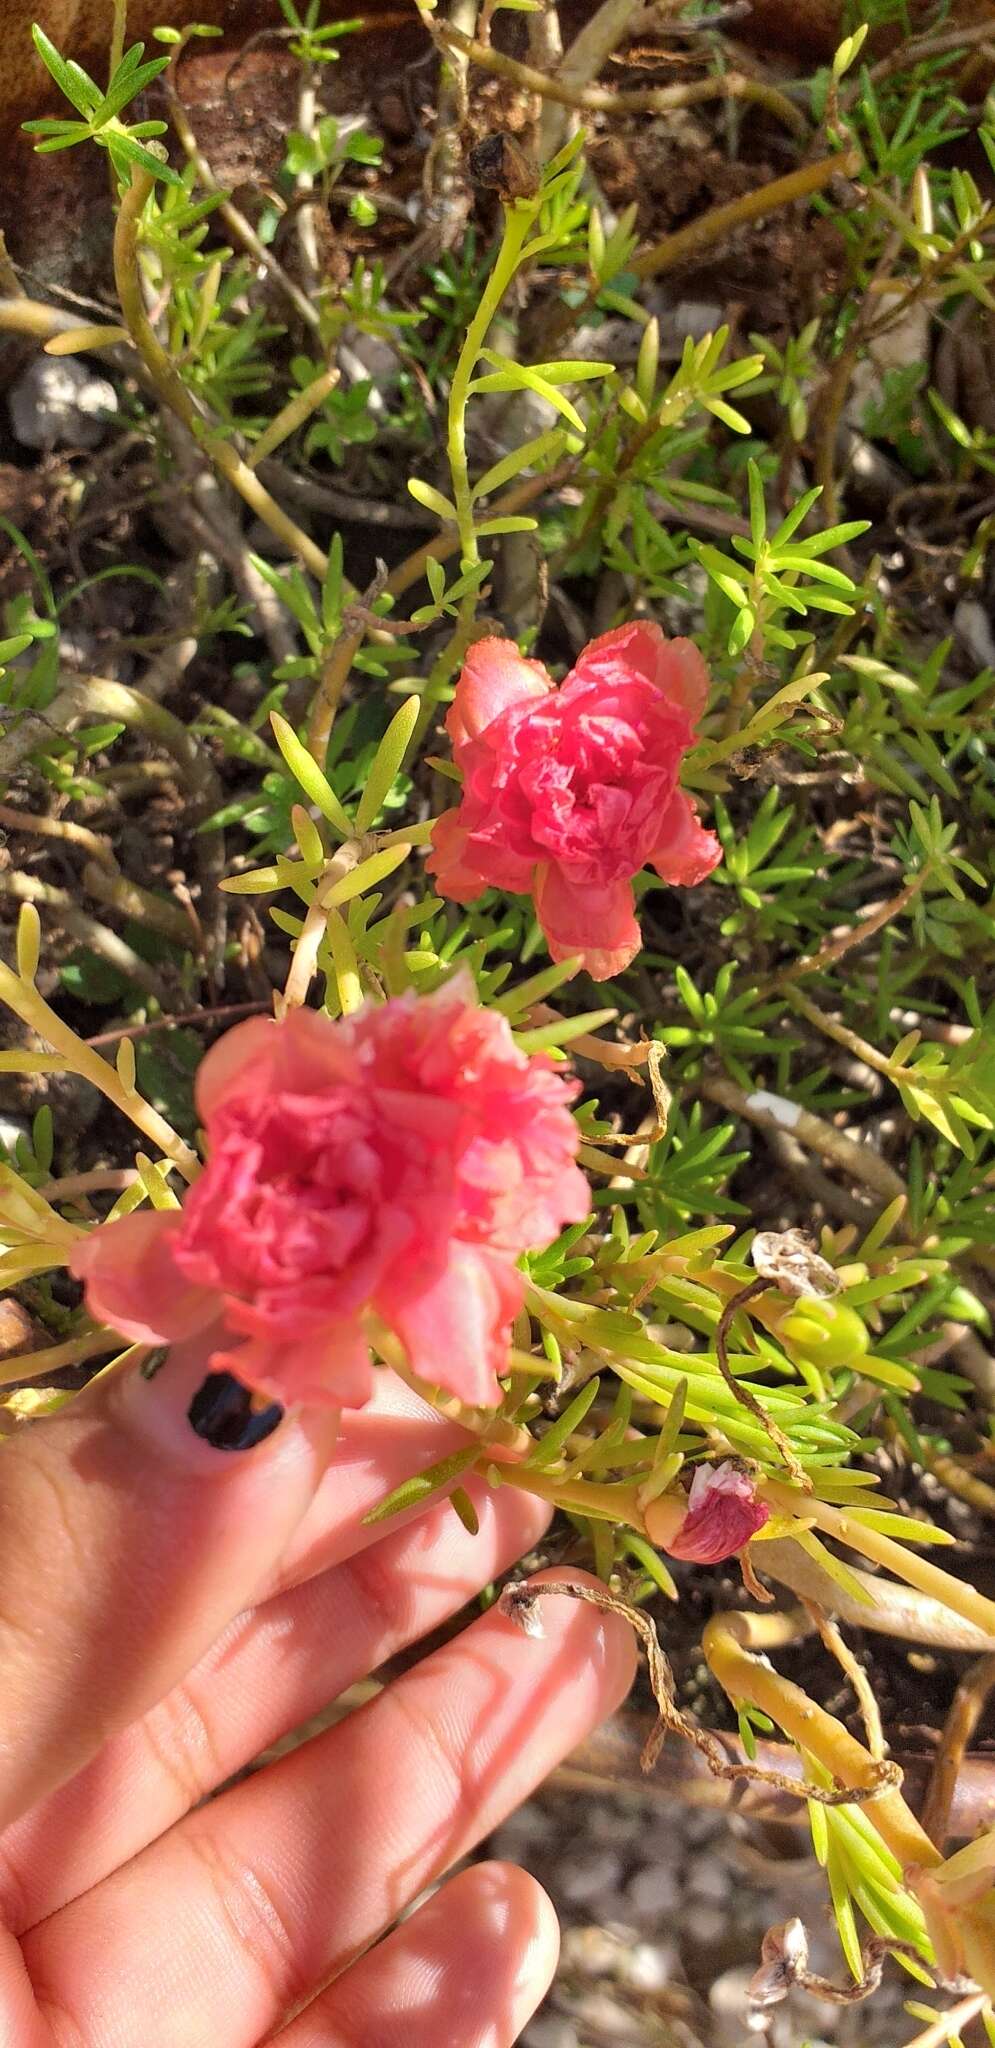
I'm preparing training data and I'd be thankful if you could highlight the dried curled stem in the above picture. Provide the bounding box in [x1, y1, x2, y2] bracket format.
[501, 1579, 901, 1804]
[437, 22, 809, 138]
[800, 1595, 886, 1761]
[921, 1654, 995, 1852]
[750, 1917, 928, 2015]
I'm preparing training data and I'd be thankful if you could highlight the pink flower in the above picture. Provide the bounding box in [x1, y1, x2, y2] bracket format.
[665, 1462, 769, 1564]
[70, 975, 590, 1412]
[427, 622, 720, 981]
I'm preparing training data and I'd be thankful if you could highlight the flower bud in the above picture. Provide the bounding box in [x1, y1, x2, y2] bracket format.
[779, 1297, 869, 1370]
[651, 1461, 769, 1564]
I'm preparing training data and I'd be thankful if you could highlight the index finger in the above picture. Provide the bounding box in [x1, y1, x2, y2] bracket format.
[0, 1343, 462, 1832]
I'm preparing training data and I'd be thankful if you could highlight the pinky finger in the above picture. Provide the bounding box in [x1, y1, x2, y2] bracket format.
[270, 1862, 559, 2048]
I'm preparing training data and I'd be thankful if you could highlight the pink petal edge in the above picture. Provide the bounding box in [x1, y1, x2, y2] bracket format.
[534, 861, 642, 982]
[447, 637, 551, 751]
[649, 789, 722, 887]
[69, 1209, 215, 1348]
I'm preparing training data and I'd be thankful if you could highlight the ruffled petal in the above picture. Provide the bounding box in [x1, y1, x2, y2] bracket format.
[565, 619, 665, 692]
[70, 1210, 216, 1347]
[649, 789, 722, 887]
[196, 1007, 357, 1123]
[380, 1242, 523, 1408]
[447, 637, 551, 751]
[567, 622, 710, 724]
[534, 861, 641, 981]
[426, 807, 489, 903]
[210, 1321, 375, 1409]
[655, 637, 711, 722]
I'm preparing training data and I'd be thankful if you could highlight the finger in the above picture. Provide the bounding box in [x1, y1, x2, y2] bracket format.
[267, 1373, 472, 1595]
[0, 1337, 344, 1833]
[271, 1863, 559, 2048]
[26, 1570, 636, 2047]
[1, 1477, 550, 1930]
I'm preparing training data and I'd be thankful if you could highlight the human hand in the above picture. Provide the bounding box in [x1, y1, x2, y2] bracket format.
[0, 1344, 635, 2046]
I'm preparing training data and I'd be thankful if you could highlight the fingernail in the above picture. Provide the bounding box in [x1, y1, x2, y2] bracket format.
[110, 1334, 295, 1470]
[188, 1371, 284, 1452]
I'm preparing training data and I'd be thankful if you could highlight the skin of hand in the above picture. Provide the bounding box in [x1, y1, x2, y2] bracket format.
[0, 1338, 636, 2048]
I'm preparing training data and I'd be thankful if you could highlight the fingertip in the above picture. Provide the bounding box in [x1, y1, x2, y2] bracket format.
[505, 1567, 639, 1711]
[470, 1858, 561, 1993]
[273, 1860, 560, 2048]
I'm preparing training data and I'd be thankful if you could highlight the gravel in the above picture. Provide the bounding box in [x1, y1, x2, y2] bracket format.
[485, 1762, 918, 2046]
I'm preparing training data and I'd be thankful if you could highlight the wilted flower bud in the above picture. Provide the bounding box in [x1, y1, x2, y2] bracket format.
[661, 1461, 769, 1564]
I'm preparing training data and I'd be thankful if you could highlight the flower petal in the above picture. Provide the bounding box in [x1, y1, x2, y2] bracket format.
[655, 637, 711, 722]
[196, 1007, 357, 1123]
[447, 637, 551, 751]
[568, 622, 710, 724]
[70, 1210, 215, 1347]
[211, 1322, 375, 1409]
[666, 1462, 769, 1563]
[426, 807, 489, 903]
[534, 861, 641, 981]
[380, 1242, 523, 1408]
[649, 789, 722, 887]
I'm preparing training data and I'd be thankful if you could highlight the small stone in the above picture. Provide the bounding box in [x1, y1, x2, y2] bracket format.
[955, 598, 995, 671]
[8, 355, 117, 450]
[684, 1807, 724, 1846]
[522, 2018, 578, 2048]
[625, 1861, 680, 1920]
[557, 1848, 624, 1908]
[586, 1802, 642, 1846]
[686, 1903, 727, 1947]
[622, 1939, 675, 1992]
[572, 1990, 645, 2042]
[709, 1964, 753, 2018]
[0, 1299, 40, 1359]
[688, 1854, 731, 1904]
[489, 1800, 557, 1860]
[560, 1923, 629, 1978]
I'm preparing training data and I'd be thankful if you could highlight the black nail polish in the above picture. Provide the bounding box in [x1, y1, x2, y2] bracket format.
[187, 1371, 284, 1451]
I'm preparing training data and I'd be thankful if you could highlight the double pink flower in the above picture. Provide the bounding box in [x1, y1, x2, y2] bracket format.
[428, 622, 720, 981]
[71, 976, 590, 1413]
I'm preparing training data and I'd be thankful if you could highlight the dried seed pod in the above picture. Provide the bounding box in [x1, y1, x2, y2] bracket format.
[468, 133, 539, 204]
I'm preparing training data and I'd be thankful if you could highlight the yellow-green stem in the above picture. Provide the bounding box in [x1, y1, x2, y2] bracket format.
[304, 463, 574, 767]
[0, 958, 199, 1181]
[110, 0, 128, 83]
[703, 1606, 940, 1870]
[487, 1458, 647, 1525]
[113, 168, 328, 579]
[766, 1481, 995, 1643]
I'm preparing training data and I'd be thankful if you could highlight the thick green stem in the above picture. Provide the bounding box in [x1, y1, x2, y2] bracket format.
[704, 1606, 939, 1870]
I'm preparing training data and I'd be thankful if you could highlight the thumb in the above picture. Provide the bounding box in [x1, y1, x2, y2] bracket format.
[0, 1336, 338, 1830]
